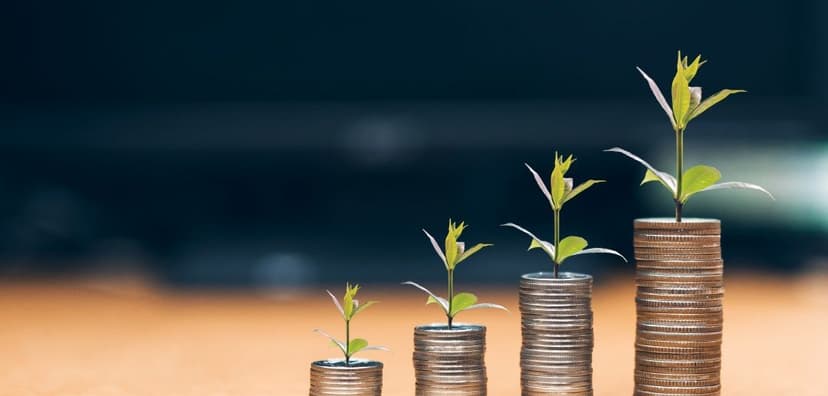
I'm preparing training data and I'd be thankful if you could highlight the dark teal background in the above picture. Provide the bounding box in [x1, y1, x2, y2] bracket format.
[2, 1, 826, 286]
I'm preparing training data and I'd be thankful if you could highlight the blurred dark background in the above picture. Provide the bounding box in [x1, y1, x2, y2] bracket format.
[2, 1, 826, 287]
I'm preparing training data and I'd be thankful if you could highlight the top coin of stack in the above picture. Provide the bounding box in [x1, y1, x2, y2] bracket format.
[413, 324, 487, 395]
[633, 218, 723, 396]
[309, 359, 383, 396]
[519, 272, 594, 396]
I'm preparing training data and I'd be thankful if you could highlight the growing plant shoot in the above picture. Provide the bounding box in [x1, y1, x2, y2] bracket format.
[314, 283, 387, 366]
[503, 152, 626, 278]
[404, 220, 507, 329]
[606, 51, 773, 221]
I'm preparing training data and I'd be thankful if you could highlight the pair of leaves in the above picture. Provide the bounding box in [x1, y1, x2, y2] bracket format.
[402, 281, 507, 319]
[637, 52, 745, 131]
[605, 147, 774, 204]
[423, 221, 492, 271]
[327, 284, 377, 322]
[501, 223, 627, 265]
[313, 329, 389, 358]
[526, 160, 605, 211]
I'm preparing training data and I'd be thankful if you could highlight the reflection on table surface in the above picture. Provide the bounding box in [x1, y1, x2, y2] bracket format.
[1, 274, 826, 395]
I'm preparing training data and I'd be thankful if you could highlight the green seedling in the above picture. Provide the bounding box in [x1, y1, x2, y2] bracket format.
[403, 220, 507, 329]
[606, 51, 773, 222]
[314, 283, 388, 366]
[503, 152, 626, 278]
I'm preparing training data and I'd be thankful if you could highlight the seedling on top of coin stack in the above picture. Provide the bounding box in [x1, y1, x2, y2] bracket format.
[403, 220, 507, 329]
[314, 283, 388, 366]
[503, 152, 627, 278]
[606, 51, 773, 222]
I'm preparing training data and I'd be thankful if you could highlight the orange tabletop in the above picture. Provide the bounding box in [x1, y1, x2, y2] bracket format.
[1, 274, 826, 395]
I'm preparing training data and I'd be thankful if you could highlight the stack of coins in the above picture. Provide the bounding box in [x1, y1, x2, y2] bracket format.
[413, 324, 487, 395]
[633, 218, 723, 396]
[309, 359, 383, 396]
[520, 272, 594, 395]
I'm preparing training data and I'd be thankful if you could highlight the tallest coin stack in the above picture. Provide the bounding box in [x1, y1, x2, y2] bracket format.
[633, 218, 723, 396]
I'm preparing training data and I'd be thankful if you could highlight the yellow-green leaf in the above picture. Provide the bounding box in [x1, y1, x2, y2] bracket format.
[563, 179, 605, 204]
[640, 169, 662, 186]
[683, 54, 704, 82]
[556, 235, 588, 264]
[550, 165, 565, 209]
[348, 338, 369, 356]
[455, 243, 492, 266]
[353, 301, 378, 318]
[687, 89, 746, 121]
[343, 283, 359, 320]
[444, 220, 467, 269]
[671, 55, 691, 129]
[450, 292, 478, 317]
[680, 165, 722, 203]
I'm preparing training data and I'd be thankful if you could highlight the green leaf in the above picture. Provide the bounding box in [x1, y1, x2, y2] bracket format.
[343, 283, 359, 320]
[464, 302, 509, 312]
[348, 338, 369, 356]
[314, 328, 347, 356]
[525, 163, 552, 204]
[326, 290, 345, 320]
[353, 301, 378, 318]
[567, 247, 627, 263]
[550, 164, 565, 209]
[502, 222, 555, 261]
[450, 292, 478, 317]
[605, 147, 677, 195]
[686, 89, 746, 121]
[444, 220, 466, 269]
[556, 235, 588, 264]
[680, 165, 722, 203]
[402, 281, 449, 314]
[683, 54, 704, 82]
[563, 179, 605, 204]
[422, 229, 447, 269]
[636, 67, 676, 128]
[640, 169, 663, 186]
[671, 54, 691, 128]
[455, 243, 492, 266]
[696, 181, 775, 200]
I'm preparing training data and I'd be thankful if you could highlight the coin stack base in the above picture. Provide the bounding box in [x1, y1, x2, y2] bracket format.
[634, 218, 723, 396]
[413, 324, 487, 395]
[520, 272, 594, 396]
[309, 359, 383, 396]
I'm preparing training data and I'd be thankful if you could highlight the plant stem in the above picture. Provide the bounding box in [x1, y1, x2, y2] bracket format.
[675, 128, 685, 222]
[447, 269, 454, 329]
[553, 208, 561, 278]
[345, 319, 350, 366]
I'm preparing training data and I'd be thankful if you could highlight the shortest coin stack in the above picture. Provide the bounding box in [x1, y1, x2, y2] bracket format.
[413, 324, 487, 395]
[633, 218, 723, 396]
[520, 272, 594, 396]
[309, 359, 383, 396]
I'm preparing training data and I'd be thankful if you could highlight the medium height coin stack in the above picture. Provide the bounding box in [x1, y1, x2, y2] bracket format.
[520, 272, 594, 395]
[633, 218, 723, 396]
[413, 324, 487, 395]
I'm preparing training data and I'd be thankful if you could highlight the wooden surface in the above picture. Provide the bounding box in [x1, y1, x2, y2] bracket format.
[1, 274, 826, 395]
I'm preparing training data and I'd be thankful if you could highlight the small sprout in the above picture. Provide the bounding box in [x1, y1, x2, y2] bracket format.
[404, 220, 507, 329]
[315, 283, 388, 366]
[608, 52, 773, 221]
[504, 152, 627, 278]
